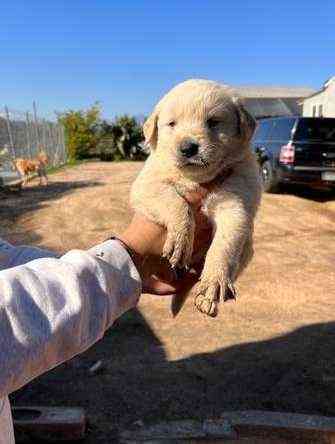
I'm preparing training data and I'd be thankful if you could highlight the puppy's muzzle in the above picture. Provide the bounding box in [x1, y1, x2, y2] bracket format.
[179, 139, 199, 158]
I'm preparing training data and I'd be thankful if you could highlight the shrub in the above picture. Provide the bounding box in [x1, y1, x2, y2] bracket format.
[57, 105, 147, 162]
[57, 104, 101, 161]
[98, 115, 146, 161]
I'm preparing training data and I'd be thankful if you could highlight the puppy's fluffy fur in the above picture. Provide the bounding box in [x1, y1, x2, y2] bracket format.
[14, 152, 48, 186]
[131, 79, 262, 316]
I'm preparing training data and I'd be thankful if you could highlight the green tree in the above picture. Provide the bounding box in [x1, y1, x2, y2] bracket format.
[57, 104, 101, 160]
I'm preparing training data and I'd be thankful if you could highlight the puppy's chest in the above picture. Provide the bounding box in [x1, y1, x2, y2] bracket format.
[173, 180, 222, 221]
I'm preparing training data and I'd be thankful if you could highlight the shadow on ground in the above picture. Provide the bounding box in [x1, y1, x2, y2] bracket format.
[0, 180, 102, 245]
[280, 184, 335, 203]
[0, 180, 102, 220]
[12, 308, 335, 443]
[5, 163, 335, 443]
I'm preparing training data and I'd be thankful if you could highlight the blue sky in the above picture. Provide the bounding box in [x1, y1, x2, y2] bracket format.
[1, 1, 334, 119]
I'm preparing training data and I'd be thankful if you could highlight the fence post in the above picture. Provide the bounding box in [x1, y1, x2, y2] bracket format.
[4, 106, 16, 158]
[33, 101, 40, 150]
[25, 112, 33, 158]
[60, 125, 66, 163]
[52, 123, 59, 166]
[42, 119, 47, 151]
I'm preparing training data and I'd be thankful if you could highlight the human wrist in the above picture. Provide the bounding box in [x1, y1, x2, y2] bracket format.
[122, 214, 166, 256]
[112, 232, 145, 275]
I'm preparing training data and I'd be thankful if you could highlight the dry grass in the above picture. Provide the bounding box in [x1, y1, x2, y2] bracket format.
[2, 161, 335, 442]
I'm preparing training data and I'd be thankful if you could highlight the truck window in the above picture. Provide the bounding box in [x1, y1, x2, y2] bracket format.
[268, 119, 295, 141]
[253, 120, 273, 143]
[294, 118, 335, 142]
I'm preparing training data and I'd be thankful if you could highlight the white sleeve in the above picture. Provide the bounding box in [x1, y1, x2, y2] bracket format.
[0, 239, 57, 270]
[0, 240, 141, 397]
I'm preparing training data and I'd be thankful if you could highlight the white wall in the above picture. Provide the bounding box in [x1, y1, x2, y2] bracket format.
[303, 81, 335, 117]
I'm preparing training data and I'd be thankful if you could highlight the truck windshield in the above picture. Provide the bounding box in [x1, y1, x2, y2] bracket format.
[294, 118, 335, 142]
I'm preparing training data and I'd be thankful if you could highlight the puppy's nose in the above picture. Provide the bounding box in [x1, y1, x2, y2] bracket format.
[179, 140, 199, 158]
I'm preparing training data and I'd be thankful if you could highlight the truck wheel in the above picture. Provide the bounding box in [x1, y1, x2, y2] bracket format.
[261, 161, 279, 193]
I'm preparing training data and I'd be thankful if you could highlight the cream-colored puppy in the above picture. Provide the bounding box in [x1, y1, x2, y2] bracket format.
[131, 79, 262, 316]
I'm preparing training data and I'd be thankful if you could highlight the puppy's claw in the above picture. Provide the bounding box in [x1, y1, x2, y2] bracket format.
[170, 244, 192, 268]
[162, 247, 172, 261]
[224, 279, 238, 301]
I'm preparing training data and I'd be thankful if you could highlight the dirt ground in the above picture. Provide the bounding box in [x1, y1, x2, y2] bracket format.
[1, 161, 335, 443]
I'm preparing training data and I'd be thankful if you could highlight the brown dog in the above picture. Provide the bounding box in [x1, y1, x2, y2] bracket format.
[14, 152, 49, 186]
[131, 79, 262, 317]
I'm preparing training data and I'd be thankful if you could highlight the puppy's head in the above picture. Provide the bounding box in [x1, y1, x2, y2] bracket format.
[144, 79, 255, 182]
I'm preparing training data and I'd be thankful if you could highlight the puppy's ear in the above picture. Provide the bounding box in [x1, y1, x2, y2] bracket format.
[233, 97, 256, 143]
[143, 109, 159, 150]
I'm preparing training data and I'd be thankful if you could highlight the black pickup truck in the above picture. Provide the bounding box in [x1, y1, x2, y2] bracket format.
[251, 116, 335, 192]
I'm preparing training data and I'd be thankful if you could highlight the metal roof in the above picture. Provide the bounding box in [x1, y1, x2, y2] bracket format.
[243, 97, 303, 118]
[228, 85, 315, 118]
[233, 85, 316, 99]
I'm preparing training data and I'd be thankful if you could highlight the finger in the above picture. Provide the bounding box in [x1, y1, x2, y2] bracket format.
[143, 275, 178, 295]
[174, 270, 199, 293]
[144, 268, 200, 296]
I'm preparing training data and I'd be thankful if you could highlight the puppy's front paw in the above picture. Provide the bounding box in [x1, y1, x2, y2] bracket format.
[193, 281, 220, 317]
[163, 225, 194, 268]
[193, 278, 237, 317]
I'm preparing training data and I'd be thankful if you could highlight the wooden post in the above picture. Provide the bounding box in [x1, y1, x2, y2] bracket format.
[26, 112, 33, 158]
[51, 122, 58, 166]
[42, 119, 47, 151]
[4, 106, 16, 158]
[33, 101, 40, 150]
[61, 125, 66, 163]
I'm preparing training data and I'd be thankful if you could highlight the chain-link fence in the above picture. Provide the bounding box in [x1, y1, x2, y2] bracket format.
[0, 103, 66, 185]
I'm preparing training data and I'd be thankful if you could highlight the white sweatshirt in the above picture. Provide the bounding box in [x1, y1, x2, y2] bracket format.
[0, 239, 141, 443]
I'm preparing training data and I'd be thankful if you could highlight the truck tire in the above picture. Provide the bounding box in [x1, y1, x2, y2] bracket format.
[260, 160, 280, 193]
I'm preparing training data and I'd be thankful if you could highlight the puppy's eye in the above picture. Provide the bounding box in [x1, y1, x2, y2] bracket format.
[207, 118, 220, 129]
[168, 120, 176, 128]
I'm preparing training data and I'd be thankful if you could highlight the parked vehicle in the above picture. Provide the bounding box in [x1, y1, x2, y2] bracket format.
[0, 162, 20, 187]
[251, 117, 335, 192]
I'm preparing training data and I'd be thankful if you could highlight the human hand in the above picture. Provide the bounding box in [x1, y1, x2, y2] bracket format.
[119, 186, 213, 295]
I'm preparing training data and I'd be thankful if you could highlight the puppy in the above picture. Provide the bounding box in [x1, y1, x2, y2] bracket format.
[14, 151, 49, 186]
[131, 79, 262, 316]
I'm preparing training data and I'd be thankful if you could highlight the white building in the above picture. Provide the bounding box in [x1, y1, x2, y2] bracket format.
[302, 77, 335, 117]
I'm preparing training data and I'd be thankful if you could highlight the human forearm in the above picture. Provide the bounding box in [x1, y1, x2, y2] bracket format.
[0, 240, 141, 397]
[0, 239, 57, 270]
